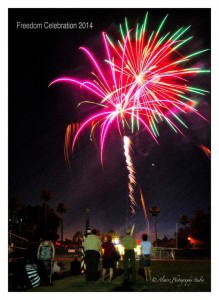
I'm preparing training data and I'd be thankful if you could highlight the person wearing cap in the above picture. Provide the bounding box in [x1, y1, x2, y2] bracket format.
[121, 228, 137, 284]
[82, 228, 101, 281]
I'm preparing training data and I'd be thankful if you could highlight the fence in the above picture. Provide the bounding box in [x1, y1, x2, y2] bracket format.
[151, 247, 176, 260]
[8, 231, 28, 252]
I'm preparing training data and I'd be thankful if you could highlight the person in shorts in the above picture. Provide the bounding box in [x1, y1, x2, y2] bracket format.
[37, 235, 55, 285]
[101, 235, 115, 282]
[140, 234, 152, 281]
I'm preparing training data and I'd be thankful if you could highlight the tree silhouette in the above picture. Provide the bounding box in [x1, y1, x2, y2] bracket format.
[41, 190, 53, 234]
[16, 204, 60, 241]
[179, 214, 190, 229]
[149, 206, 160, 247]
[190, 210, 210, 248]
[177, 209, 210, 249]
[56, 203, 67, 245]
[73, 231, 84, 249]
[9, 197, 22, 234]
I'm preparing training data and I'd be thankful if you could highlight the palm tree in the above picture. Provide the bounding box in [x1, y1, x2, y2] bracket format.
[149, 206, 160, 247]
[179, 214, 189, 229]
[41, 190, 53, 235]
[56, 203, 67, 245]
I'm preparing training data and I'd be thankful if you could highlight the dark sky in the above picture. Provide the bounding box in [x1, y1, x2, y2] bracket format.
[9, 8, 211, 240]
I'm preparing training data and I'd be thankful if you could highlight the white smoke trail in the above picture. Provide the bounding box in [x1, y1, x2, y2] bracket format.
[123, 136, 137, 216]
[130, 222, 136, 236]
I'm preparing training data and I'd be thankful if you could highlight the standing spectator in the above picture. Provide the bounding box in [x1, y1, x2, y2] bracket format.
[37, 235, 55, 285]
[121, 228, 137, 284]
[82, 228, 101, 281]
[140, 234, 152, 281]
[101, 235, 115, 282]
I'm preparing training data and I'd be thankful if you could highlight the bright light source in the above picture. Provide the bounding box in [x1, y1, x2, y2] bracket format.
[135, 73, 144, 85]
[114, 239, 119, 245]
[134, 245, 142, 255]
[115, 244, 124, 255]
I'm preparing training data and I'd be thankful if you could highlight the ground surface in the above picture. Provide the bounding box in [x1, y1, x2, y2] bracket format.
[27, 259, 210, 292]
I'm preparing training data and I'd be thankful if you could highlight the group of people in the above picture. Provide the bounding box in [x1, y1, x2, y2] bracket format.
[10, 228, 152, 290]
[82, 228, 152, 284]
[35, 229, 152, 287]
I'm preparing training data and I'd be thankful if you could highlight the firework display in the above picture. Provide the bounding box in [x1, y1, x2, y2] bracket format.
[49, 13, 210, 228]
[50, 14, 209, 158]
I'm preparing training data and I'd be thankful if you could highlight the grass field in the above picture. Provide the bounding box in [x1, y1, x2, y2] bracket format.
[28, 259, 210, 292]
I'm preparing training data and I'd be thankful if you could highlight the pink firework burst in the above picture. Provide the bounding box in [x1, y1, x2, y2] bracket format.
[49, 13, 210, 163]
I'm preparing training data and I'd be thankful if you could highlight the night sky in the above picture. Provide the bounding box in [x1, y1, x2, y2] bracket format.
[9, 8, 211, 240]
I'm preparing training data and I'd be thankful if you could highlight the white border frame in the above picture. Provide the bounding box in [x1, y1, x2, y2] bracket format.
[1, 1, 218, 299]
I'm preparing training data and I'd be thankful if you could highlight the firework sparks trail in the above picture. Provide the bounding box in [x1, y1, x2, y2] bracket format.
[123, 136, 137, 215]
[49, 13, 210, 221]
[199, 144, 211, 159]
[64, 123, 80, 169]
[130, 222, 136, 236]
[140, 188, 150, 235]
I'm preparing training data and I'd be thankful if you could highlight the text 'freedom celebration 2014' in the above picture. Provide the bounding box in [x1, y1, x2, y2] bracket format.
[16, 21, 93, 30]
